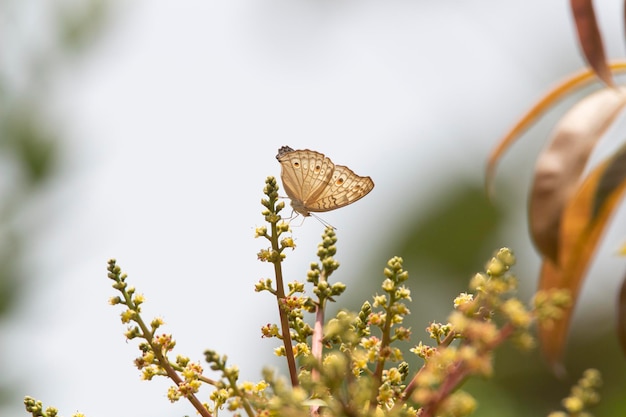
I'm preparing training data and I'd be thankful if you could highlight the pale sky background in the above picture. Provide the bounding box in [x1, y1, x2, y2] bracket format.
[3, 1, 626, 416]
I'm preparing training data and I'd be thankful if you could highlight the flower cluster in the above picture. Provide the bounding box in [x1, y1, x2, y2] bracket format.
[403, 248, 535, 417]
[167, 359, 203, 402]
[547, 368, 602, 417]
[23, 397, 85, 417]
[23, 178, 603, 417]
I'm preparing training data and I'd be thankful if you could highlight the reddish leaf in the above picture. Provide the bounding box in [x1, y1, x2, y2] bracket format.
[529, 88, 626, 263]
[538, 144, 626, 367]
[485, 62, 626, 196]
[570, 0, 614, 87]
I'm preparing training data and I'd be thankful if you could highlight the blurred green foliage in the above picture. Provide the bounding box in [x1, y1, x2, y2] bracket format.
[395, 182, 504, 277]
[0, 0, 109, 410]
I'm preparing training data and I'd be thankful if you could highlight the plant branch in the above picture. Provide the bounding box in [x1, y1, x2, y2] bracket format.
[271, 221, 299, 387]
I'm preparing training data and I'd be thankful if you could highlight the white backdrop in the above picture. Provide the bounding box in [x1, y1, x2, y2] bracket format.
[4, 1, 626, 416]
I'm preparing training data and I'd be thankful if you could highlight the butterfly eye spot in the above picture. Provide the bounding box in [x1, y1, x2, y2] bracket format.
[293, 161, 301, 168]
[335, 177, 345, 186]
[314, 164, 322, 173]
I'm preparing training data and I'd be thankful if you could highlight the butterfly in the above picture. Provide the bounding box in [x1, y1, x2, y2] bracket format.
[276, 146, 374, 217]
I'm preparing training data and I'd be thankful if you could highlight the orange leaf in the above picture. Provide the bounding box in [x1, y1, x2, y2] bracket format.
[529, 88, 626, 263]
[538, 144, 626, 367]
[570, 0, 614, 87]
[485, 62, 626, 196]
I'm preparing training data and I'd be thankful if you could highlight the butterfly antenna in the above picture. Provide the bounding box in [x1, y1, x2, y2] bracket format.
[311, 213, 336, 230]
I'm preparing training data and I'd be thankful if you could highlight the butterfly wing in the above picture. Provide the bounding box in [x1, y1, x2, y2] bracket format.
[276, 147, 335, 215]
[304, 164, 374, 212]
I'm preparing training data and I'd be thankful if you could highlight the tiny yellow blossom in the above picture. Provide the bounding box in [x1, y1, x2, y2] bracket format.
[486, 257, 507, 276]
[410, 342, 436, 360]
[293, 342, 311, 357]
[501, 298, 532, 328]
[512, 332, 536, 351]
[142, 366, 157, 380]
[361, 336, 381, 350]
[167, 387, 180, 403]
[396, 286, 411, 300]
[254, 226, 267, 238]
[495, 247, 516, 267]
[562, 396, 584, 413]
[351, 349, 369, 373]
[176, 355, 190, 367]
[373, 294, 387, 307]
[143, 351, 155, 364]
[281, 237, 295, 248]
[240, 381, 254, 391]
[453, 292, 474, 309]
[255, 380, 268, 392]
[210, 388, 229, 406]
[120, 309, 135, 323]
[469, 273, 487, 291]
[440, 390, 477, 417]
[182, 362, 203, 381]
[368, 312, 385, 326]
[150, 317, 164, 329]
[277, 221, 290, 232]
[381, 278, 395, 292]
[385, 367, 403, 384]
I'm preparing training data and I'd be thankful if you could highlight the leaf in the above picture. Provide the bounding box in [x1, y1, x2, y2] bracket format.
[485, 62, 626, 196]
[538, 144, 626, 367]
[529, 87, 626, 263]
[592, 143, 626, 217]
[570, 0, 614, 87]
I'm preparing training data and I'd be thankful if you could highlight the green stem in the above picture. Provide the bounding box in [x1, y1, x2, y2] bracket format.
[270, 219, 299, 387]
[370, 293, 396, 409]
